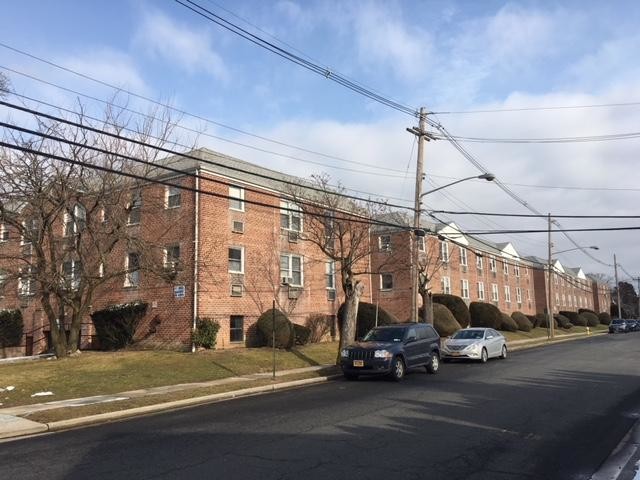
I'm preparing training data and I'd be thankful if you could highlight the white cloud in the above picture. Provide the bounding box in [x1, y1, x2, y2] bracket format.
[134, 10, 229, 82]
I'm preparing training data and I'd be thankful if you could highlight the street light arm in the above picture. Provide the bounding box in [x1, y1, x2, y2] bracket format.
[420, 173, 495, 199]
[553, 246, 599, 255]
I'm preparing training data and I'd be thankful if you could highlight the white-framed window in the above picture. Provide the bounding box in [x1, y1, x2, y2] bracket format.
[378, 235, 391, 252]
[476, 253, 483, 270]
[441, 276, 451, 294]
[491, 283, 499, 301]
[461, 279, 470, 299]
[504, 285, 511, 303]
[63, 204, 87, 237]
[489, 256, 497, 272]
[514, 264, 520, 277]
[62, 260, 81, 290]
[555, 292, 560, 306]
[18, 266, 35, 296]
[503, 261, 509, 275]
[280, 254, 303, 286]
[554, 274, 558, 285]
[578, 296, 582, 307]
[527, 289, 531, 301]
[380, 273, 393, 291]
[478, 282, 485, 300]
[229, 185, 245, 211]
[440, 241, 449, 262]
[0, 223, 8, 242]
[417, 236, 425, 252]
[325, 261, 336, 290]
[459, 247, 468, 266]
[230, 315, 244, 343]
[98, 262, 104, 278]
[127, 191, 142, 225]
[228, 246, 244, 274]
[164, 244, 181, 270]
[124, 252, 141, 287]
[166, 185, 181, 209]
[516, 287, 522, 304]
[574, 295, 577, 307]
[280, 200, 302, 232]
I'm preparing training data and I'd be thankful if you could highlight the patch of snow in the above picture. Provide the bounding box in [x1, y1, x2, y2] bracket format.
[5, 386, 14, 391]
[30, 391, 54, 397]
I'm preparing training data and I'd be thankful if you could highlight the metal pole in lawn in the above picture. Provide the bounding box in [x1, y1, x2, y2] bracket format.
[272, 299, 276, 380]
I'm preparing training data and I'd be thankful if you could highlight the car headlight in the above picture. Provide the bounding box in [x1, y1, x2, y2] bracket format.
[374, 349, 392, 359]
[340, 349, 350, 358]
[464, 343, 480, 351]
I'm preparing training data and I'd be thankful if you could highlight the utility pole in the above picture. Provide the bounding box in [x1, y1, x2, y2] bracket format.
[634, 277, 640, 319]
[547, 213, 555, 339]
[407, 107, 430, 323]
[614, 254, 622, 319]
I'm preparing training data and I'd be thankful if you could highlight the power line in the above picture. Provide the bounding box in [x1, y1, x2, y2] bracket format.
[433, 131, 640, 144]
[465, 226, 640, 234]
[431, 210, 640, 219]
[432, 101, 640, 115]
[173, 0, 419, 117]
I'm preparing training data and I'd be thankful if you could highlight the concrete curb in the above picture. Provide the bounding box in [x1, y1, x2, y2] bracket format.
[509, 331, 606, 352]
[45, 373, 342, 433]
[0, 414, 48, 440]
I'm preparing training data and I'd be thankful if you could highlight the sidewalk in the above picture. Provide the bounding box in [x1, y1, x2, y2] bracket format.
[0, 330, 605, 441]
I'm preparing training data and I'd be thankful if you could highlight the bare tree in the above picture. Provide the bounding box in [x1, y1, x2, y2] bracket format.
[0, 98, 186, 358]
[289, 174, 390, 361]
[0, 72, 10, 98]
[587, 272, 613, 287]
[417, 236, 445, 324]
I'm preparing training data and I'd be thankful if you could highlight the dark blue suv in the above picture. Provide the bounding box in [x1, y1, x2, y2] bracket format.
[340, 323, 441, 381]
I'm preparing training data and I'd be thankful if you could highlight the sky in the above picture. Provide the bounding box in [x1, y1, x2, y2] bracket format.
[1, 0, 640, 283]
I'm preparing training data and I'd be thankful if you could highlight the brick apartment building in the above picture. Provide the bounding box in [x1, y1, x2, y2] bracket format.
[371, 219, 538, 321]
[0, 148, 371, 355]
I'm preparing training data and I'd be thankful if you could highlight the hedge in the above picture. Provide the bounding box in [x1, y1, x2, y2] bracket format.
[500, 313, 518, 332]
[433, 303, 461, 336]
[192, 317, 220, 349]
[0, 309, 23, 347]
[537, 313, 558, 328]
[579, 311, 600, 327]
[293, 324, 312, 345]
[305, 313, 333, 343]
[338, 302, 399, 340]
[257, 308, 293, 349]
[511, 311, 532, 332]
[469, 302, 502, 329]
[527, 314, 540, 328]
[432, 294, 470, 328]
[554, 314, 573, 329]
[560, 311, 585, 326]
[598, 312, 612, 325]
[91, 302, 148, 350]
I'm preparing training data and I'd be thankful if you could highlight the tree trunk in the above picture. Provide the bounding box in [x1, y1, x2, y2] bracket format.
[41, 291, 68, 358]
[335, 275, 364, 364]
[421, 291, 434, 325]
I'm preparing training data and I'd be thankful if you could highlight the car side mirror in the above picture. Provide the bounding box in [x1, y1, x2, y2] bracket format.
[405, 335, 417, 343]
[486, 335, 494, 339]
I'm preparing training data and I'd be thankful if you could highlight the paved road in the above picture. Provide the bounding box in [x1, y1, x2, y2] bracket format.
[2, 334, 639, 480]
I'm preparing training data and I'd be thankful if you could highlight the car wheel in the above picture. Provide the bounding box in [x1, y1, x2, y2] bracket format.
[344, 373, 358, 381]
[390, 356, 405, 381]
[480, 348, 488, 363]
[426, 353, 440, 374]
[499, 345, 507, 359]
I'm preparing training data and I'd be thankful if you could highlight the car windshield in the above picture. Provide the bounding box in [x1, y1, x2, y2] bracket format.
[363, 327, 406, 342]
[452, 330, 485, 340]
[612, 320, 625, 324]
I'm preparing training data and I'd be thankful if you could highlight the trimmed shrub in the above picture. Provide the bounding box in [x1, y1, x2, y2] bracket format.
[257, 308, 293, 349]
[537, 314, 558, 328]
[433, 303, 461, 337]
[500, 313, 518, 332]
[580, 311, 599, 327]
[432, 294, 470, 328]
[511, 311, 532, 332]
[554, 314, 572, 329]
[469, 302, 502, 329]
[91, 302, 148, 350]
[305, 314, 333, 343]
[192, 317, 220, 349]
[598, 312, 612, 325]
[0, 309, 23, 347]
[561, 310, 585, 326]
[293, 324, 311, 345]
[527, 314, 539, 328]
[338, 302, 399, 340]
[578, 308, 597, 315]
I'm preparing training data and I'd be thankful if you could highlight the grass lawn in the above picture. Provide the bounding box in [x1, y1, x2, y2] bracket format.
[0, 342, 339, 408]
[502, 324, 607, 342]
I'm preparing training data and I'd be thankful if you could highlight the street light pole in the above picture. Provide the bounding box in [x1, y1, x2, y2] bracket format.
[547, 213, 554, 339]
[614, 254, 622, 319]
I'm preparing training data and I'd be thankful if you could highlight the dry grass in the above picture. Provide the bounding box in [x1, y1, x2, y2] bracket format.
[0, 342, 338, 408]
[502, 324, 607, 342]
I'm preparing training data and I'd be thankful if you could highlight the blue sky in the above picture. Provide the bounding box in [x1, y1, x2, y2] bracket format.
[2, 0, 640, 279]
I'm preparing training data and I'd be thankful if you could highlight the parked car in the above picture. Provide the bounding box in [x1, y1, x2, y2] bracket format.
[340, 323, 441, 381]
[609, 319, 629, 333]
[625, 319, 639, 332]
[442, 328, 507, 363]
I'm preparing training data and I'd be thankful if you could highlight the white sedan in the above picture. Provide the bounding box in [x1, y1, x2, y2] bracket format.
[442, 328, 507, 363]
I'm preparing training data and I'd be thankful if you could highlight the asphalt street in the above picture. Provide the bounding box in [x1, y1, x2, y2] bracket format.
[2, 334, 639, 480]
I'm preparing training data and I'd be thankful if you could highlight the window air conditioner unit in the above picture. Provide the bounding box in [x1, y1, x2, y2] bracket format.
[232, 221, 244, 234]
[288, 231, 299, 243]
[327, 289, 336, 301]
[288, 287, 301, 299]
[281, 276, 294, 286]
[461, 265, 467, 273]
[230, 284, 243, 297]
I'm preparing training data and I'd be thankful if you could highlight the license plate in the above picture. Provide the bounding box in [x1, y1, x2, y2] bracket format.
[450, 352, 460, 357]
[353, 360, 364, 367]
